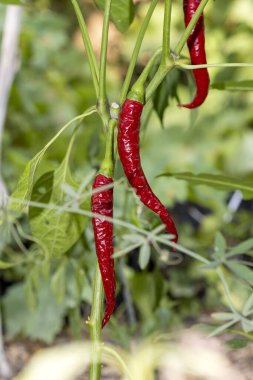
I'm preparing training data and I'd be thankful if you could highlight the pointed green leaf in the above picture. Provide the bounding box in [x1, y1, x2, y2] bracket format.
[211, 80, 253, 92]
[9, 109, 95, 215]
[95, 0, 134, 33]
[243, 294, 253, 316]
[227, 262, 253, 284]
[227, 239, 253, 257]
[211, 312, 234, 321]
[214, 232, 226, 259]
[139, 242, 151, 270]
[29, 164, 89, 258]
[158, 172, 253, 199]
[153, 70, 180, 126]
[241, 319, 253, 333]
[29, 132, 89, 258]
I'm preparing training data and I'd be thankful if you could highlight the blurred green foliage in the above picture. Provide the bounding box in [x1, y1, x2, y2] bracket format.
[0, 0, 253, 346]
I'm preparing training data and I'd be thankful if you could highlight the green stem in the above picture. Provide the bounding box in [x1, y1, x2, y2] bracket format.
[100, 118, 116, 177]
[98, 0, 112, 128]
[134, 48, 162, 88]
[177, 62, 253, 69]
[89, 263, 103, 380]
[161, 0, 172, 65]
[145, 64, 174, 102]
[71, 0, 99, 97]
[174, 0, 210, 56]
[120, 0, 158, 104]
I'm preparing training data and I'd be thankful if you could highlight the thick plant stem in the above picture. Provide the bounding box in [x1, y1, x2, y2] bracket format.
[120, 0, 158, 103]
[89, 263, 103, 380]
[174, 0, 210, 56]
[71, 0, 99, 96]
[98, 0, 112, 128]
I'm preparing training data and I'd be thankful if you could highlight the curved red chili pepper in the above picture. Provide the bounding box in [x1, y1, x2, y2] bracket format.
[92, 173, 115, 327]
[118, 99, 178, 243]
[180, 0, 209, 109]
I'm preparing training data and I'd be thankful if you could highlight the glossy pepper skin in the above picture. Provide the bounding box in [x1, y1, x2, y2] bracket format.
[181, 0, 209, 108]
[92, 173, 115, 327]
[118, 99, 178, 243]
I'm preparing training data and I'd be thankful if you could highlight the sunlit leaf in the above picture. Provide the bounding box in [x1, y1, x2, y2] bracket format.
[95, 0, 134, 33]
[29, 158, 89, 257]
[9, 110, 95, 215]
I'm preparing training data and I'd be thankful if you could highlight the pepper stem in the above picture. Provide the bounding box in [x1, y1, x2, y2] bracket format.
[89, 263, 103, 380]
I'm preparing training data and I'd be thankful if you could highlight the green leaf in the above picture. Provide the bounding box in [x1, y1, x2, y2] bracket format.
[211, 80, 253, 92]
[214, 232, 226, 259]
[29, 138, 89, 257]
[226, 262, 253, 284]
[9, 109, 95, 215]
[226, 338, 249, 349]
[227, 239, 253, 257]
[153, 70, 180, 126]
[241, 319, 253, 333]
[0, 260, 16, 269]
[138, 242, 151, 270]
[243, 294, 253, 316]
[3, 282, 66, 343]
[211, 312, 234, 321]
[95, 0, 134, 33]
[51, 261, 66, 304]
[158, 172, 253, 199]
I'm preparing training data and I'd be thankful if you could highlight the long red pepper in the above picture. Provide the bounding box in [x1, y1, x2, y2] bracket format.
[92, 173, 115, 327]
[181, 0, 209, 109]
[118, 97, 178, 244]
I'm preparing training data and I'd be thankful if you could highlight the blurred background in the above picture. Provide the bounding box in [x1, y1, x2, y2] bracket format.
[0, 0, 253, 379]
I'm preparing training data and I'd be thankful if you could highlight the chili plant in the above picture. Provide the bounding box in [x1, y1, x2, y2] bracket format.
[2, 0, 253, 379]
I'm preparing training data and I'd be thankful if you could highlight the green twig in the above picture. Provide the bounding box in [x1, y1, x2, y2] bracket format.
[134, 48, 162, 88]
[161, 0, 172, 65]
[120, 0, 158, 103]
[89, 263, 103, 380]
[174, 0, 210, 56]
[177, 62, 253, 69]
[71, 0, 99, 97]
[145, 64, 174, 102]
[145, 0, 175, 102]
[98, 0, 112, 128]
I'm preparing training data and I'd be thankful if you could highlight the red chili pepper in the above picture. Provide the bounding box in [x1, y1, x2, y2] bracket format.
[180, 0, 209, 109]
[118, 97, 178, 244]
[92, 173, 115, 327]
